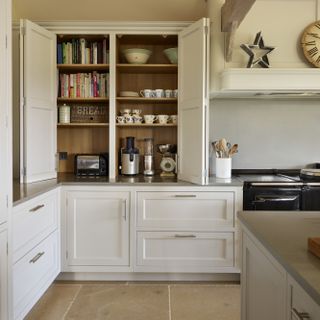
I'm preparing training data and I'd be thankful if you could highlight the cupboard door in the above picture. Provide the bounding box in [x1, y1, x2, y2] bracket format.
[21, 19, 57, 183]
[66, 191, 130, 266]
[0, 227, 8, 320]
[178, 18, 210, 185]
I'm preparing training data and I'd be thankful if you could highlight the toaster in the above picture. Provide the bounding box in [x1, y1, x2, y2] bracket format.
[74, 153, 108, 176]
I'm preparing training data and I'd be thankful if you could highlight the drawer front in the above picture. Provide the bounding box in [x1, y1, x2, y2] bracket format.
[136, 231, 234, 272]
[13, 231, 60, 320]
[289, 276, 320, 320]
[137, 192, 235, 230]
[13, 190, 58, 262]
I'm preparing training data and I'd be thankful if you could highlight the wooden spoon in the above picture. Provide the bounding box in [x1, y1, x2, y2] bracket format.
[228, 144, 238, 157]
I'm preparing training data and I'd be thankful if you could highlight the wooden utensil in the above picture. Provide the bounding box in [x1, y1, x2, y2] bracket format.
[228, 144, 238, 157]
[308, 237, 320, 259]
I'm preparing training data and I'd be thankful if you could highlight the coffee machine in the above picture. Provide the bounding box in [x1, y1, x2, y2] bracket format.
[120, 137, 140, 175]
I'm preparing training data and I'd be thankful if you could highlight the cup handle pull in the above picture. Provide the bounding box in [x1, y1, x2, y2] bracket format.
[140, 90, 144, 97]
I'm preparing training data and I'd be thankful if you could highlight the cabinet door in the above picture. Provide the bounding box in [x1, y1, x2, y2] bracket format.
[21, 19, 57, 183]
[241, 232, 287, 320]
[178, 18, 210, 185]
[0, 227, 8, 320]
[67, 191, 129, 266]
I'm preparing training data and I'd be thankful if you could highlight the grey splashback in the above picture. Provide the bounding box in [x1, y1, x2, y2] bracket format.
[209, 98, 320, 170]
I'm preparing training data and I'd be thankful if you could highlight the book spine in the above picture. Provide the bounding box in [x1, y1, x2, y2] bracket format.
[57, 44, 62, 64]
[62, 43, 66, 64]
[80, 38, 86, 64]
[76, 73, 80, 97]
[103, 39, 107, 64]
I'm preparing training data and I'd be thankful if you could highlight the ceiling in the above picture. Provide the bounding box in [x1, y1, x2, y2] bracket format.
[13, 0, 207, 21]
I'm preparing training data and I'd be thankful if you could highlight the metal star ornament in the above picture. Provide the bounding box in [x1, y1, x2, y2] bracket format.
[240, 32, 276, 68]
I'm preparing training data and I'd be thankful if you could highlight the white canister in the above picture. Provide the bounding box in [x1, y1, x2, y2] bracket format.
[215, 158, 232, 179]
[59, 104, 70, 124]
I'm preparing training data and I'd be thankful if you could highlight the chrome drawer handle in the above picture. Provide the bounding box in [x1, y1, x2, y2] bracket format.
[174, 195, 197, 198]
[29, 251, 45, 264]
[29, 204, 45, 212]
[292, 308, 311, 319]
[174, 234, 196, 238]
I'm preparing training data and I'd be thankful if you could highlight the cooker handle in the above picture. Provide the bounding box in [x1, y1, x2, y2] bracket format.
[253, 195, 299, 203]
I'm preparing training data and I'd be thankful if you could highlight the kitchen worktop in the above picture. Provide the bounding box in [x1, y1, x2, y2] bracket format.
[238, 211, 320, 306]
[13, 173, 243, 206]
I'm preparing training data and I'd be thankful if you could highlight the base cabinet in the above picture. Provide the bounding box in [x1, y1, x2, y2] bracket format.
[0, 226, 8, 320]
[65, 191, 130, 269]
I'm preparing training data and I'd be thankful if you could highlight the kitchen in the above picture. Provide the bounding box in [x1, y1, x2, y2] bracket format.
[0, 0, 319, 318]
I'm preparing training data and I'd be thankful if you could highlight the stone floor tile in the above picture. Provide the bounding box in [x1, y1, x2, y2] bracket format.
[25, 284, 82, 320]
[65, 285, 169, 320]
[170, 285, 240, 320]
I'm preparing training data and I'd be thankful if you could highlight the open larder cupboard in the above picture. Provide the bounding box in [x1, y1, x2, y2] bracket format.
[17, 18, 209, 185]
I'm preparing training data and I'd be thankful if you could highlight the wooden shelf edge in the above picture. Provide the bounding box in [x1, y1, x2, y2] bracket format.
[57, 64, 109, 69]
[58, 97, 109, 102]
[58, 123, 109, 127]
[116, 123, 177, 127]
[116, 97, 177, 103]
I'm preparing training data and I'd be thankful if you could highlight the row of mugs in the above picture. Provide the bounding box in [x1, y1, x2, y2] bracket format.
[140, 89, 178, 98]
[117, 114, 177, 124]
[120, 109, 142, 116]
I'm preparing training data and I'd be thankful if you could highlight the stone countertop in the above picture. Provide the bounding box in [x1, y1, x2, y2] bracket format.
[238, 211, 320, 306]
[13, 173, 243, 206]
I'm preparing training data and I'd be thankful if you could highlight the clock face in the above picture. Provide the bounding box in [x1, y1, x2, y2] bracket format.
[301, 21, 320, 67]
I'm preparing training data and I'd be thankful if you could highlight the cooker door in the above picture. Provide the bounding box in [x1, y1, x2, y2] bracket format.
[301, 186, 320, 210]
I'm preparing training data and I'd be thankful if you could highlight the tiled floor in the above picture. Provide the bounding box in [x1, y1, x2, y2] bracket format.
[26, 281, 240, 320]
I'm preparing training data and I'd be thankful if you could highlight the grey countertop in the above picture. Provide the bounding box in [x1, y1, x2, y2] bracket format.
[238, 211, 320, 306]
[13, 173, 243, 206]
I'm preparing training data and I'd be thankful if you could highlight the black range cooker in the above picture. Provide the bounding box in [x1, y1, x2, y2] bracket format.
[238, 169, 320, 211]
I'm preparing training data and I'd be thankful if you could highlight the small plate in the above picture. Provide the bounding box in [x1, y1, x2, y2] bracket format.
[119, 91, 139, 97]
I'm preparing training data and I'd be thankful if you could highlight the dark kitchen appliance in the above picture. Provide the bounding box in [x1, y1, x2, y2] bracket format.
[240, 169, 320, 211]
[120, 137, 140, 176]
[74, 153, 108, 176]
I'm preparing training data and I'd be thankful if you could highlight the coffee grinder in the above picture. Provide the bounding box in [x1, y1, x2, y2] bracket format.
[143, 138, 155, 176]
[121, 137, 140, 175]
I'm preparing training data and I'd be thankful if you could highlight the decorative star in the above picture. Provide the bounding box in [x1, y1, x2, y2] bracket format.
[240, 32, 276, 68]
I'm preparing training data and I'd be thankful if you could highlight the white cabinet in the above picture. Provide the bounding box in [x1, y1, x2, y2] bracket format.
[135, 189, 239, 273]
[288, 275, 320, 320]
[241, 232, 287, 320]
[0, 226, 8, 320]
[65, 191, 130, 269]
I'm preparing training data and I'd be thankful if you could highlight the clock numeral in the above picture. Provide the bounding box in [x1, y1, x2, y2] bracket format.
[315, 23, 320, 29]
[307, 47, 318, 57]
[302, 40, 316, 46]
[316, 56, 320, 64]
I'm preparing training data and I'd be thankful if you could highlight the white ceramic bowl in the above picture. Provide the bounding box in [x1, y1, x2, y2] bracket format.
[122, 48, 152, 64]
[163, 47, 178, 64]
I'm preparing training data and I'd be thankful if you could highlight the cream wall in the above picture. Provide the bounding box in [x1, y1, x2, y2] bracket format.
[12, 0, 207, 21]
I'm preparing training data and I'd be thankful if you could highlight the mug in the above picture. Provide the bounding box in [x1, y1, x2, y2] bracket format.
[144, 114, 157, 124]
[124, 114, 134, 123]
[165, 89, 173, 98]
[132, 109, 142, 115]
[116, 116, 126, 124]
[120, 108, 131, 115]
[154, 89, 164, 98]
[173, 89, 178, 98]
[170, 115, 177, 124]
[140, 89, 154, 98]
[157, 114, 169, 124]
[133, 115, 143, 124]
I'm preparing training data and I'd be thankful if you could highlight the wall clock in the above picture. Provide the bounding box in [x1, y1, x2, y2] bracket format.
[301, 20, 320, 67]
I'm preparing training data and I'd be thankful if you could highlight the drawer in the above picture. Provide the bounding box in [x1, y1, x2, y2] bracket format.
[13, 230, 60, 320]
[137, 191, 235, 230]
[136, 231, 234, 272]
[13, 190, 58, 262]
[289, 276, 320, 320]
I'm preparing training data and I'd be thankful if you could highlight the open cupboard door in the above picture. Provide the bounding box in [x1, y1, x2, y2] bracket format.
[178, 18, 210, 185]
[20, 20, 57, 183]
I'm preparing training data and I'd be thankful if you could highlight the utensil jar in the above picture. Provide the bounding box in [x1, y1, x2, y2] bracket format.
[215, 158, 232, 179]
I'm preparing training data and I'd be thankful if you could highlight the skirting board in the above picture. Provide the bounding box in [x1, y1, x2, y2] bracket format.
[57, 272, 240, 282]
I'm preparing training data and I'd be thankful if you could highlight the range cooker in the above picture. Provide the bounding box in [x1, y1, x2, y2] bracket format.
[237, 169, 320, 211]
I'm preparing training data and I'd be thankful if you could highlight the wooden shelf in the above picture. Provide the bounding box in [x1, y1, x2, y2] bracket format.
[117, 64, 177, 74]
[58, 123, 109, 127]
[116, 97, 177, 104]
[57, 64, 109, 71]
[57, 97, 109, 103]
[116, 123, 177, 127]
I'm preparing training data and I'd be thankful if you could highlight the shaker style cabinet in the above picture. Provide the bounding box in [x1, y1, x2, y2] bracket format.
[65, 191, 130, 269]
[0, 226, 8, 320]
[16, 18, 210, 185]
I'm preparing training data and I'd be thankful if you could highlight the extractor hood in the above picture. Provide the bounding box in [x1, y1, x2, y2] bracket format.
[211, 68, 320, 99]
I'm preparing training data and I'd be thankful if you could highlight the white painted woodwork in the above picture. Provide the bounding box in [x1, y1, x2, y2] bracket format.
[241, 231, 287, 320]
[12, 189, 58, 263]
[0, 226, 8, 320]
[178, 18, 210, 185]
[66, 191, 130, 266]
[136, 231, 234, 272]
[21, 19, 57, 183]
[137, 191, 235, 230]
[288, 275, 320, 320]
[13, 230, 60, 320]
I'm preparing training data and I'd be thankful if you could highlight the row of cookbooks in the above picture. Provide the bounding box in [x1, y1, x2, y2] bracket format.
[57, 38, 109, 64]
[59, 72, 109, 98]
